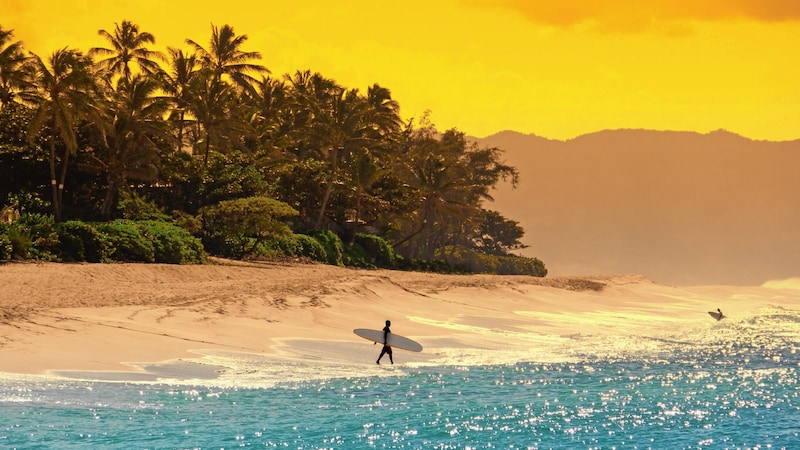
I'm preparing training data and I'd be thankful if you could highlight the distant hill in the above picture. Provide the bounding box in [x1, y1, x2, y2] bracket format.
[473, 129, 800, 286]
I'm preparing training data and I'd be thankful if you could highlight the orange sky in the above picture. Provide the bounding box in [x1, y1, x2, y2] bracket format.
[3, 0, 799, 141]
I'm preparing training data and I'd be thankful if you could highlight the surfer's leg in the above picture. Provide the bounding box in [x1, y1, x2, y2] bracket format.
[377, 346, 387, 364]
[388, 347, 393, 364]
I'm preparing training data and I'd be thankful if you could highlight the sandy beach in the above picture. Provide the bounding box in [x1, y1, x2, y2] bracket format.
[1, 260, 796, 380]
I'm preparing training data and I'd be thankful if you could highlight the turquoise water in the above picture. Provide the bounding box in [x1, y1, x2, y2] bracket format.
[2, 309, 799, 448]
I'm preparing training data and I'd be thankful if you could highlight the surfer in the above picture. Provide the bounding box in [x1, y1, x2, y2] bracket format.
[376, 320, 393, 365]
[716, 308, 724, 321]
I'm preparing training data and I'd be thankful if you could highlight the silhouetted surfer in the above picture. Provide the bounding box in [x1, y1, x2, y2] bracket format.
[716, 308, 724, 321]
[376, 320, 393, 365]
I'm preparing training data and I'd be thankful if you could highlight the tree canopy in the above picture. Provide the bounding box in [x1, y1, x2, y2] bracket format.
[0, 21, 546, 276]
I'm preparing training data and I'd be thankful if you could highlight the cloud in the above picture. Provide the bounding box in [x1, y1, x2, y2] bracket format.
[463, 0, 800, 31]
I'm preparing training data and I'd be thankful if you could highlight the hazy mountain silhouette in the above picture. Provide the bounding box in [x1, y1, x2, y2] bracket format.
[474, 129, 800, 285]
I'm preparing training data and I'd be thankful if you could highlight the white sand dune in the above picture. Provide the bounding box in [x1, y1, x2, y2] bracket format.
[1, 260, 797, 382]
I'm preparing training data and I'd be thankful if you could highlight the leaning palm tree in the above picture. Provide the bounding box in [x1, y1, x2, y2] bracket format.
[0, 26, 35, 107]
[89, 20, 162, 82]
[186, 23, 268, 94]
[28, 48, 102, 222]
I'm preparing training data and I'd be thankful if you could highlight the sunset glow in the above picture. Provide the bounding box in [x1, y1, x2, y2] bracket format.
[4, 0, 799, 140]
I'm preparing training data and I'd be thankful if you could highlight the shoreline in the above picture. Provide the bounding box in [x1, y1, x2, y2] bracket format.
[1, 260, 795, 382]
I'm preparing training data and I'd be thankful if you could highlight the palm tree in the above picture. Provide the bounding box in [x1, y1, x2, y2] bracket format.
[0, 26, 35, 107]
[392, 128, 519, 259]
[282, 70, 320, 158]
[188, 69, 235, 165]
[284, 74, 406, 231]
[159, 47, 200, 152]
[85, 74, 169, 217]
[28, 48, 101, 222]
[348, 147, 382, 244]
[393, 135, 470, 257]
[364, 84, 402, 146]
[250, 75, 293, 148]
[186, 23, 268, 94]
[289, 73, 370, 229]
[89, 20, 162, 82]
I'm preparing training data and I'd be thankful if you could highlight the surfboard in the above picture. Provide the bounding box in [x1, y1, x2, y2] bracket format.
[708, 311, 724, 321]
[353, 329, 423, 352]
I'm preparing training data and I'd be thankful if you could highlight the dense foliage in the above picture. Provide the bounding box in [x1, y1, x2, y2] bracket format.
[199, 196, 297, 258]
[0, 22, 546, 276]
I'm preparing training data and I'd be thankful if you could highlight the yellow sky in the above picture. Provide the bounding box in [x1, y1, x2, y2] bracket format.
[3, 0, 799, 140]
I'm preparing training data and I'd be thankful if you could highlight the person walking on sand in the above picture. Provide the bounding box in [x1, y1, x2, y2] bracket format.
[376, 320, 393, 365]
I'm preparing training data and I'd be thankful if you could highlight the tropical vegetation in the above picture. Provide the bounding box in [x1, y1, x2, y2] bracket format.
[0, 22, 546, 276]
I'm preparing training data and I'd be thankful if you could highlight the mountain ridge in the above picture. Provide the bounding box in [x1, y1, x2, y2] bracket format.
[474, 128, 800, 144]
[471, 128, 800, 286]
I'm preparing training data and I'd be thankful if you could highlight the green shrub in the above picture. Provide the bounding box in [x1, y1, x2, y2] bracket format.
[135, 220, 206, 264]
[117, 190, 171, 221]
[248, 235, 298, 259]
[96, 220, 155, 262]
[0, 223, 12, 261]
[354, 233, 398, 268]
[56, 221, 111, 262]
[295, 234, 326, 262]
[250, 239, 282, 259]
[172, 210, 203, 234]
[52, 219, 206, 265]
[343, 242, 375, 269]
[251, 233, 347, 264]
[6, 223, 32, 259]
[480, 253, 547, 276]
[17, 213, 58, 260]
[397, 257, 453, 273]
[200, 196, 298, 258]
[313, 230, 344, 266]
[257, 234, 327, 262]
[6, 190, 50, 215]
[438, 245, 547, 276]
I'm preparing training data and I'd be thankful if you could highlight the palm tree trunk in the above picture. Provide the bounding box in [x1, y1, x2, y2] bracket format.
[203, 128, 210, 166]
[101, 177, 117, 218]
[57, 145, 70, 219]
[48, 131, 61, 223]
[177, 110, 185, 152]
[314, 147, 340, 229]
[349, 186, 362, 246]
[315, 177, 334, 230]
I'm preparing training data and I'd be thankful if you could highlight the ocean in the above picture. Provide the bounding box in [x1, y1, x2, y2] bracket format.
[2, 305, 799, 449]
